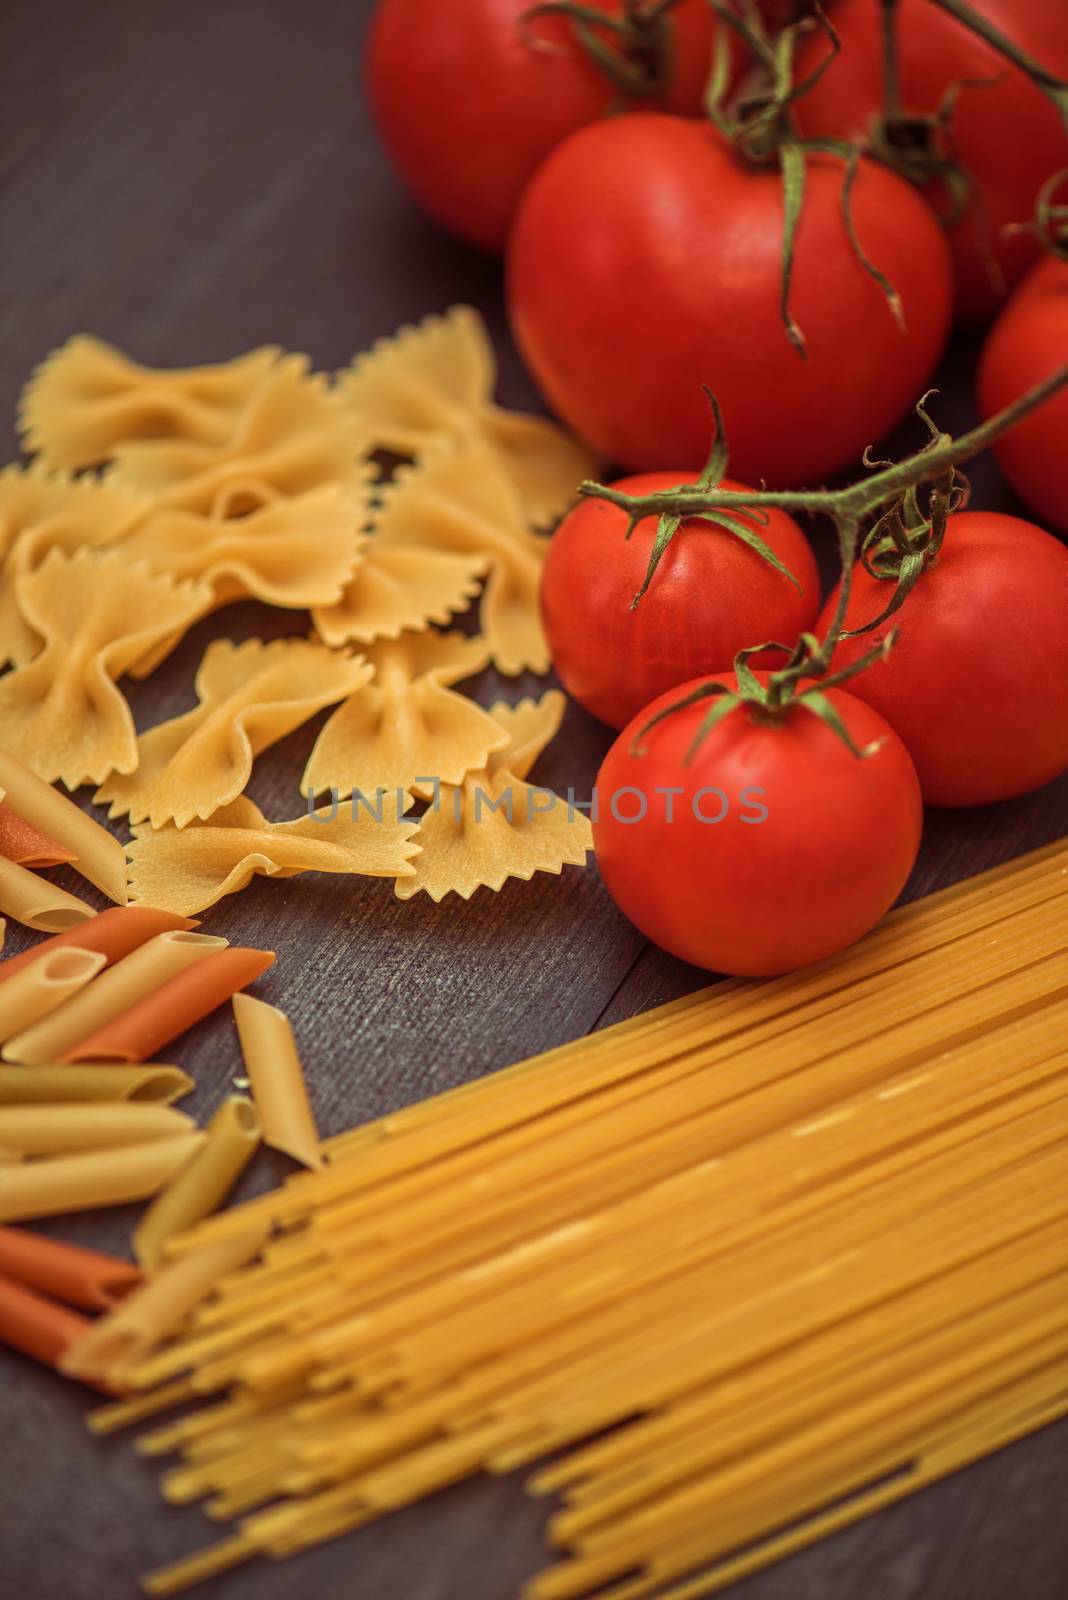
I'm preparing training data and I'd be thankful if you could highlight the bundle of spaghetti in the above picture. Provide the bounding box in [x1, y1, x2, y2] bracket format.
[80, 839, 1067, 1599]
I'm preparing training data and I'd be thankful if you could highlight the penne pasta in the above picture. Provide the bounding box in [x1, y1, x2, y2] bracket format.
[61, 1227, 269, 1387]
[0, 904, 197, 988]
[232, 994, 321, 1170]
[3, 929, 228, 1064]
[0, 946, 105, 1044]
[0, 746, 128, 903]
[0, 1063, 193, 1106]
[67, 947, 276, 1064]
[0, 1267, 93, 1375]
[0, 1102, 196, 1158]
[0, 1132, 205, 1223]
[0, 1225, 141, 1311]
[0, 802, 77, 868]
[0, 853, 95, 932]
[134, 1098, 261, 1270]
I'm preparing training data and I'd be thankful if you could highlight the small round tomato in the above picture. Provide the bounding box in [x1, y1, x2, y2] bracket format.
[367, 0, 717, 253]
[978, 255, 1068, 538]
[507, 113, 952, 483]
[818, 511, 1068, 807]
[593, 675, 922, 975]
[540, 471, 821, 728]
[793, 0, 1068, 324]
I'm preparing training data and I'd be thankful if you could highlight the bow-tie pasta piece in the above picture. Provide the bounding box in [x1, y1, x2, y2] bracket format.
[125, 795, 419, 916]
[372, 443, 551, 675]
[106, 359, 367, 515]
[0, 463, 149, 668]
[337, 306, 597, 527]
[119, 479, 371, 611]
[395, 690, 592, 902]
[0, 549, 212, 789]
[303, 630, 507, 802]
[312, 542, 487, 647]
[96, 637, 373, 829]
[18, 336, 282, 470]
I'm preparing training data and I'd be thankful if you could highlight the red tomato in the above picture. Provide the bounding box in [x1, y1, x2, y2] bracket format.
[367, 0, 717, 253]
[593, 674, 922, 975]
[818, 511, 1068, 807]
[978, 254, 1068, 538]
[540, 470, 821, 727]
[507, 114, 952, 483]
[793, 0, 1068, 325]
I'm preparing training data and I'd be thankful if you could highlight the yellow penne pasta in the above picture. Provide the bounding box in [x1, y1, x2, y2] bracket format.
[61, 1226, 269, 1387]
[3, 929, 227, 1063]
[0, 746, 129, 903]
[0, 946, 105, 1043]
[232, 994, 321, 1169]
[0, 1063, 193, 1105]
[0, 1102, 195, 1157]
[0, 853, 95, 931]
[0, 1132, 204, 1223]
[133, 1098, 261, 1271]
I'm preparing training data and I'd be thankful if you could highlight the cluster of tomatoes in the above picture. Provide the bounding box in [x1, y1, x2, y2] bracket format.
[369, 0, 1068, 976]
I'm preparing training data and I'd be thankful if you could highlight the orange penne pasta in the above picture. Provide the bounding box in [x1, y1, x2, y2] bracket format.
[66, 947, 276, 1063]
[0, 1267, 92, 1372]
[0, 905, 197, 988]
[0, 803, 76, 868]
[0, 1225, 142, 1311]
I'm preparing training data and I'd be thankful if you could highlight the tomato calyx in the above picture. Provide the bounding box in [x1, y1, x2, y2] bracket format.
[629, 390, 801, 607]
[583, 359, 1068, 754]
[868, 0, 1068, 292]
[707, 3, 904, 356]
[842, 392, 970, 638]
[1008, 167, 1068, 265]
[632, 629, 896, 763]
[519, 1, 683, 103]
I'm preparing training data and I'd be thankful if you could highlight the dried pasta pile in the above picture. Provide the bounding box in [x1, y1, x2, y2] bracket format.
[75, 839, 1068, 1599]
[1, 309, 597, 911]
[0, 896, 329, 1381]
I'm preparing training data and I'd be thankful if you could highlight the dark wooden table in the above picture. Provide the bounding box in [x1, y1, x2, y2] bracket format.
[1, 3, 1066, 1597]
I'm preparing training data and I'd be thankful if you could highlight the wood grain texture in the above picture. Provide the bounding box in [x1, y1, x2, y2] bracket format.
[0, 1, 1065, 1597]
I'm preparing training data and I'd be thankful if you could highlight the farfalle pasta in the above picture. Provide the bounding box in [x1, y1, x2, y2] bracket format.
[18, 336, 282, 470]
[303, 630, 507, 801]
[106, 358, 366, 515]
[96, 636, 373, 829]
[372, 444, 551, 675]
[125, 795, 420, 916]
[396, 691, 592, 902]
[118, 480, 370, 611]
[337, 305, 596, 526]
[0, 463, 148, 666]
[312, 541, 487, 647]
[0, 550, 212, 789]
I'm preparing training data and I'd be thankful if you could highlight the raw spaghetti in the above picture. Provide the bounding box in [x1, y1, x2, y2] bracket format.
[72, 839, 1067, 1599]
